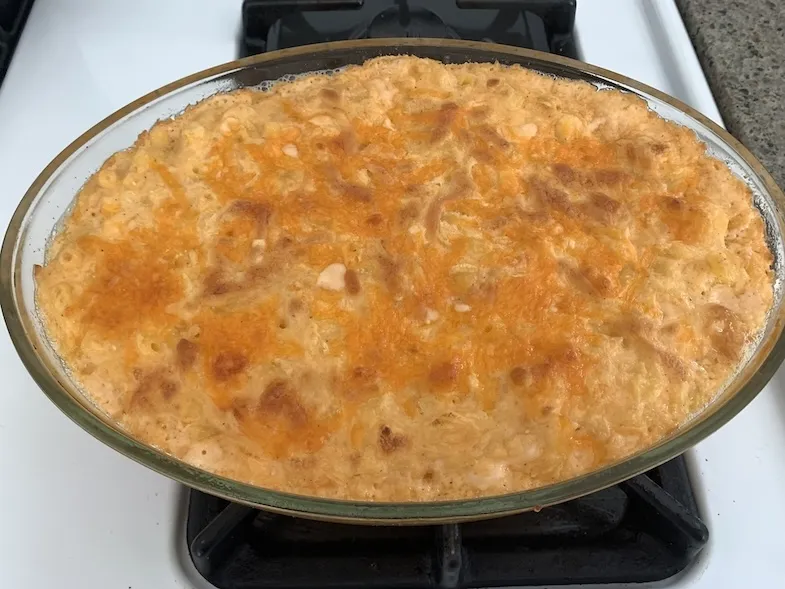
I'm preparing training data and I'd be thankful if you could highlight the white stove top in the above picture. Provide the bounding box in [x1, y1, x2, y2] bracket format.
[1, 1, 783, 587]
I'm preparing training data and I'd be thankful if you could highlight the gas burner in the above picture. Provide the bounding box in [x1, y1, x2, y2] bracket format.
[241, 0, 579, 59]
[186, 456, 708, 588]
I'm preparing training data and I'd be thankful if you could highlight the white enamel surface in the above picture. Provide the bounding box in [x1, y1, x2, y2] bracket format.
[0, 1, 783, 588]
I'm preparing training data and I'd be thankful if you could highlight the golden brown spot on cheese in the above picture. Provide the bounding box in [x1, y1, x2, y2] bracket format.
[342, 182, 372, 203]
[469, 105, 490, 121]
[351, 365, 377, 381]
[212, 351, 248, 381]
[377, 254, 401, 293]
[587, 191, 621, 219]
[471, 146, 494, 164]
[552, 163, 577, 184]
[344, 268, 361, 295]
[430, 101, 459, 143]
[288, 298, 304, 314]
[176, 338, 198, 370]
[344, 365, 379, 400]
[581, 204, 614, 226]
[622, 141, 653, 170]
[218, 200, 271, 262]
[130, 369, 178, 408]
[248, 261, 276, 283]
[594, 169, 624, 185]
[425, 198, 446, 237]
[259, 379, 307, 427]
[153, 162, 188, 205]
[194, 300, 302, 406]
[509, 366, 527, 386]
[236, 377, 331, 461]
[229, 199, 271, 225]
[561, 261, 607, 298]
[398, 201, 420, 226]
[320, 87, 339, 102]
[474, 125, 510, 150]
[656, 348, 688, 379]
[333, 129, 358, 155]
[529, 178, 572, 215]
[203, 268, 241, 296]
[379, 425, 408, 453]
[366, 212, 384, 227]
[580, 265, 615, 297]
[428, 360, 459, 390]
[426, 172, 473, 237]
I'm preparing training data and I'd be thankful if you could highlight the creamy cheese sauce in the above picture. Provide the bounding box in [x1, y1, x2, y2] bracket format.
[35, 57, 773, 501]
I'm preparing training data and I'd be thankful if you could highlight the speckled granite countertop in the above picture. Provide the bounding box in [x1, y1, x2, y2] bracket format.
[676, 0, 785, 188]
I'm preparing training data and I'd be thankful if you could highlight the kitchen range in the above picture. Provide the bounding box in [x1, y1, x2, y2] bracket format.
[1, 1, 784, 588]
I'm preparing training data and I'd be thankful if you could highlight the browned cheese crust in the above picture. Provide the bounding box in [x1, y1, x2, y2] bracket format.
[35, 56, 773, 500]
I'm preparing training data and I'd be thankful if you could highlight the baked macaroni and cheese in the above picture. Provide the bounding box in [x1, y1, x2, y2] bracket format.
[35, 56, 773, 501]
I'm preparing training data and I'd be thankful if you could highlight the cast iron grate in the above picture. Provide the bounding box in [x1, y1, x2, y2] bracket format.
[185, 456, 708, 588]
[240, 0, 578, 59]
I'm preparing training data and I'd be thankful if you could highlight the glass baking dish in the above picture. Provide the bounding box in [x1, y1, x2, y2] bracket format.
[3, 39, 785, 523]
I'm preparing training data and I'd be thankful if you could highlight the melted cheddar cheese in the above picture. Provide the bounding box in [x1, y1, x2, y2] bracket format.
[35, 57, 773, 501]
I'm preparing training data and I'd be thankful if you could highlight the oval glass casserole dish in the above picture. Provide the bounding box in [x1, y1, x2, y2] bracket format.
[3, 40, 785, 524]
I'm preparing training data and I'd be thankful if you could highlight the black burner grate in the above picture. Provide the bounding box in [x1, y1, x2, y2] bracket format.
[241, 0, 578, 59]
[185, 456, 708, 588]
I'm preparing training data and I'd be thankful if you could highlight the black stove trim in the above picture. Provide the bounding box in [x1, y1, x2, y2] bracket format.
[0, 0, 34, 89]
[185, 456, 708, 589]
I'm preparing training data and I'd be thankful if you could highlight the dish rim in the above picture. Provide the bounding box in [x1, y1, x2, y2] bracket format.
[3, 38, 785, 523]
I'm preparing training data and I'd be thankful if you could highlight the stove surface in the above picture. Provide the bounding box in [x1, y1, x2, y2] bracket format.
[1, 1, 785, 589]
